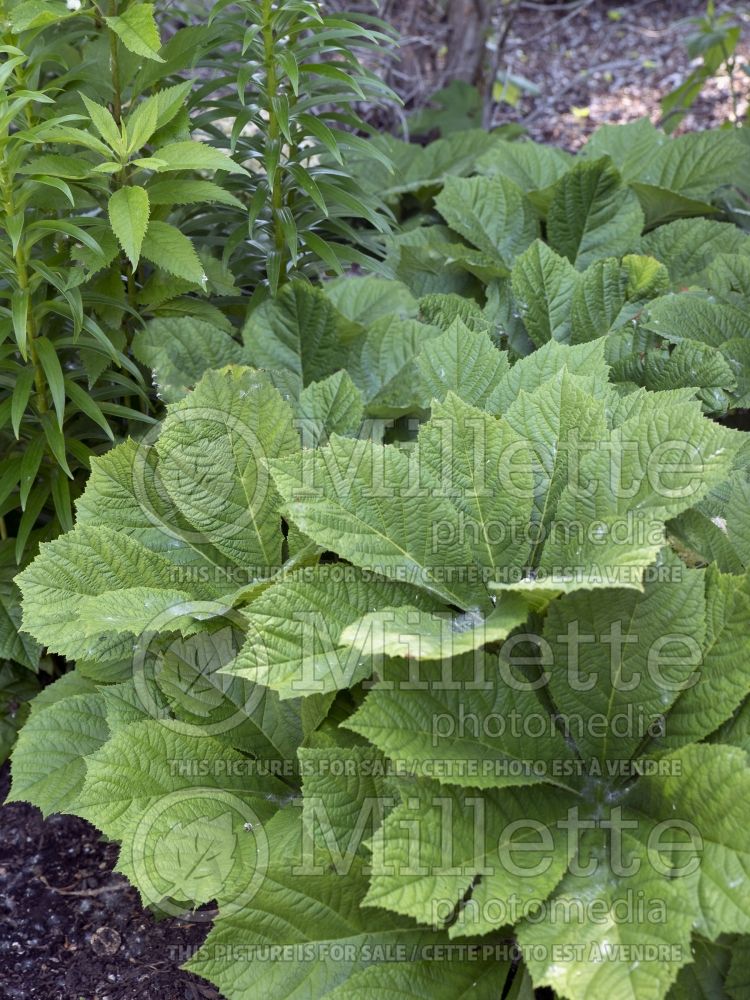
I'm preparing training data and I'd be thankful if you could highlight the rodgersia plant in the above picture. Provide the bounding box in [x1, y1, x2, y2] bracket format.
[11, 324, 750, 1000]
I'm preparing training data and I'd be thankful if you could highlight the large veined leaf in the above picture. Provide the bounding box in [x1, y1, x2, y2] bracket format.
[78, 720, 287, 910]
[324, 275, 418, 323]
[476, 140, 572, 209]
[547, 157, 644, 269]
[345, 654, 576, 790]
[366, 780, 578, 936]
[8, 691, 109, 814]
[581, 118, 665, 182]
[17, 368, 302, 659]
[133, 317, 248, 402]
[637, 130, 748, 204]
[0, 541, 41, 670]
[434, 175, 539, 270]
[297, 370, 364, 446]
[344, 315, 442, 416]
[511, 240, 578, 347]
[415, 318, 511, 408]
[271, 363, 739, 608]
[657, 568, 750, 749]
[243, 280, 357, 390]
[154, 367, 299, 568]
[231, 565, 440, 698]
[639, 219, 750, 286]
[186, 807, 513, 1000]
[544, 552, 707, 765]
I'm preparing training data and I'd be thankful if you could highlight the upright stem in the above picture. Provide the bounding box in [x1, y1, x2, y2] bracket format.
[109, 0, 122, 124]
[1, 164, 48, 415]
[261, 0, 288, 285]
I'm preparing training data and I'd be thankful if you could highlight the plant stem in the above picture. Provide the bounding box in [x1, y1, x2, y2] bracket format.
[1, 165, 48, 415]
[261, 0, 288, 286]
[109, 0, 122, 124]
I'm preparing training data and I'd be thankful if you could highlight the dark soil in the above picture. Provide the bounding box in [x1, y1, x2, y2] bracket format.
[0, 765, 223, 1000]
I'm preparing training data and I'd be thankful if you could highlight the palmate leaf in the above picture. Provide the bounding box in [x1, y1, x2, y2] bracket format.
[187, 808, 515, 1000]
[476, 139, 572, 203]
[345, 315, 442, 417]
[78, 721, 286, 904]
[270, 359, 740, 614]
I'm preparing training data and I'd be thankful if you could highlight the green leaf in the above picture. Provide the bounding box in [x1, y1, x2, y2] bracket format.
[325, 276, 418, 324]
[141, 220, 205, 285]
[132, 317, 247, 402]
[36, 337, 65, 427]
[233, 566, 437, 698]
[108, 186, 150, 268]
[105, 3, 165, 62]
[8, 692, 109, 815]
[152, 140, 248, 174]
[640, 219, 750, 286]
[658, 568, 750, 749]
[186, 809, 460, 1000]
[146, 178, 243, 209]
[154, 367, 300, 569]
[476, 139, 572, 204]
[511, 240, 579, 347]
[81, 95, 124, 154]
[242, 280, 354, 389]
[345, 315, 442, 416]
[297, 370, 364, 447]
[367, 780, 576, 936]
[435, 175, 539, 270]
[416, 319, 510, 409]
[547, 157, 645, 269]
[269, 436, 489, 610]
[544, 553, 707, 765]
[345, 654, 574, 789]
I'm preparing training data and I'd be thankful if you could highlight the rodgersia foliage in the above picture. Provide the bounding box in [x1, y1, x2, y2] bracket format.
[12, 322, 750, 998]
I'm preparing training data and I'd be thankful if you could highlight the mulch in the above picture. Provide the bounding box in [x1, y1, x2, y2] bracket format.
[0, 765, 224, 1000]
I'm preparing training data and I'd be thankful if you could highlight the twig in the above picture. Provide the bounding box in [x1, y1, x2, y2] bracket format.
[38, 873, 130, 897]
